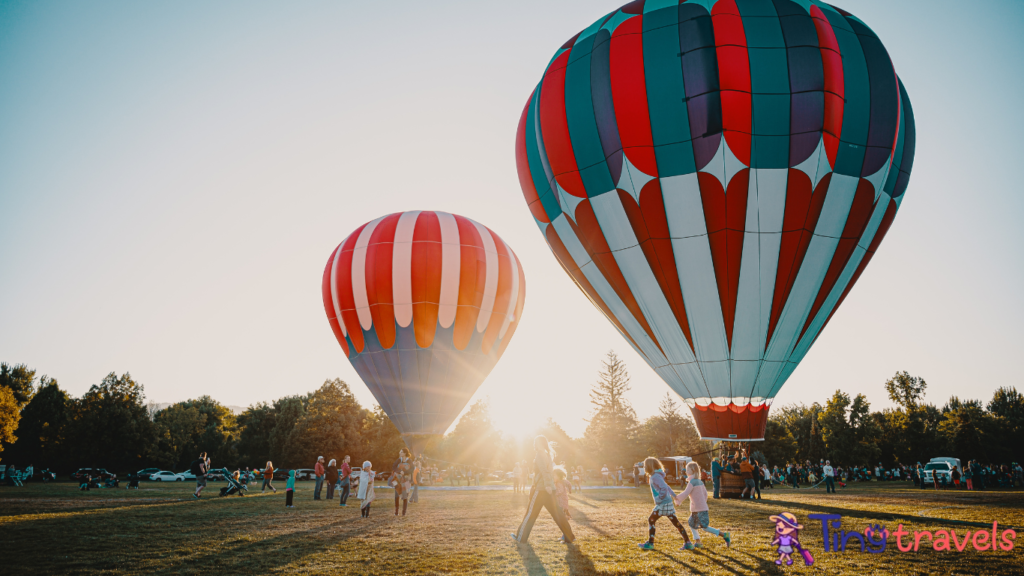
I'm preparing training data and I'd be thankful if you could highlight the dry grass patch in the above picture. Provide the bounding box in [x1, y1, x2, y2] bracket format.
[1, 481, 1022, 574]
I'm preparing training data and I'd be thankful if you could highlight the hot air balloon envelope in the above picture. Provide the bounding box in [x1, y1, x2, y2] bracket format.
[515, 0, 915, 440]
[322, 211, 526, 453]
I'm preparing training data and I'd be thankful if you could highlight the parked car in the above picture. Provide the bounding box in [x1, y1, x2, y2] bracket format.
[294, 469, 317, 481]
[70, 468, 113, 482]
[137, 468, 161, 481]
[206, 469, 225, 481]
[922, 457, 962, 484]
[273, 469, 290, 481]
[179, 471, 197, 481]
[151, 471, 184, 482]
[29, 468, 58, 482]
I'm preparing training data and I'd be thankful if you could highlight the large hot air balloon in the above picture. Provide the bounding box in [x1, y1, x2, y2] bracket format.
[515, 0, 915, 441]
[322, 211, 525, 455]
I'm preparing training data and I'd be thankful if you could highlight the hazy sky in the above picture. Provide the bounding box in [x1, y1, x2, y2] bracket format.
[1, 0, 1022, 438]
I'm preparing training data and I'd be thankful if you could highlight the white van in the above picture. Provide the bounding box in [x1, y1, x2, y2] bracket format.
[922, 457, 962, 484]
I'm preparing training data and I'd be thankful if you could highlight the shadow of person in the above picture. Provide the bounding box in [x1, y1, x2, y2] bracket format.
[516, 542, 550, 576]
[564, 544, 597, 576]
[565, 508, 610, 537]
[737, 550, 789, 572]
[652, 549, 708, 575]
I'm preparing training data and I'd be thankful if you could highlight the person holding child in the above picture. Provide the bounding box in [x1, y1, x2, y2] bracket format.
[637, 457, 692, 551]
[512, 435, 575, 544]
[675, 461, 731, 549]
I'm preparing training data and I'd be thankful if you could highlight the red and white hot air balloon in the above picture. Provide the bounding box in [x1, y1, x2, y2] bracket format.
[322, 211, 525, 455]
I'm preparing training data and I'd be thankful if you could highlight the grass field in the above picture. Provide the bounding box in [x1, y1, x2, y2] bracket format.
[2, 479, 1023, 574]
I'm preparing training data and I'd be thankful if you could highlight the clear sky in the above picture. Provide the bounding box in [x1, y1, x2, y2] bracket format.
[1, 0, 1021, 438]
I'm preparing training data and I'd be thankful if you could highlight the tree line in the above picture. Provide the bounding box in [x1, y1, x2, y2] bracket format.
[760, 371, 1024, 468]
[2, 357, 1021, 475]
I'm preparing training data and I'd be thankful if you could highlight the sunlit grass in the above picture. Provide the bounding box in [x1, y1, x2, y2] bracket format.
[2, 480, 1022, 574]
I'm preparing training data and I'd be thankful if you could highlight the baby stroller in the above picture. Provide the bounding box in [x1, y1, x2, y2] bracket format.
[127, 472, 140, 489]
[218, 468, 248, 497]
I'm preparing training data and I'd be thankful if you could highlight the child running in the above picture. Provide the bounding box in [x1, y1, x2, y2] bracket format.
[360, 461, 376, 518]
[553, 466, 573, 521]
[638, 457, 692, 551]
[285, 470, 296, 508]
[675, 461, 730, 549]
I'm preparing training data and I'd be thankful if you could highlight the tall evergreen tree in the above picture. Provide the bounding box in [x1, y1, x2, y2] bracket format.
[584, 351, 639, 468]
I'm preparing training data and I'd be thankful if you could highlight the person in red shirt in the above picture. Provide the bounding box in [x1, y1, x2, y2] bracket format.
[314, 456, 326, 500]
[338, 456, 352, 507]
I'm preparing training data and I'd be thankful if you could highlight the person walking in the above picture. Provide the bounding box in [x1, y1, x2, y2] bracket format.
[326, 459, 339, 500]
[512, 435, 575, 545]
[601, 464, 610, 486]
[513, 462, 522, 494]
[676, 461, 730, 549]
[192, 452, 209, 499]
[823, 460, 835, 494]
[339, 456, 352, 506]
[262, 461, 277, 493]
[711, 457, 722, 499]
[637, 457, 692, 551]
[314, 456, 326, 500]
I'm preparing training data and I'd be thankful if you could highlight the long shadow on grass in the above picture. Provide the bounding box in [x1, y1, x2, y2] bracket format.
[515, 542, 550, 576]
[567, 509, 610, 537]
[740, 497, 1024, 531]
[652, 550, 709, 575]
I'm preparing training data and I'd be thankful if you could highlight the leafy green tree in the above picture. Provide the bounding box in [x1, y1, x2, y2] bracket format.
[761, 416, 798, 465]
[885, 371, 927, 410]
[269, 396, 307, 468]
[152, 396, 237, 470]
[440, 399, 501, 469]
[286, 379, 366, 466]
[7, 377, 69, 466]
[0, 362, 36, 406]
[65, 372, 157, 472]
[535, 418, 579, 468]
[0, 386, 20, 462]
[772, 404, 824, 463]
[639, 393, 707, 467]
[583, 351, 639, 468]
[182, 396, 237, 467]
[153, 404, 208, 469]
[987, 387, 1024, 462]
[237, 402, 276, 466]
[938, 397, 992, 462]
[818, 391, 853, 461]
[361, 404, 405, 470]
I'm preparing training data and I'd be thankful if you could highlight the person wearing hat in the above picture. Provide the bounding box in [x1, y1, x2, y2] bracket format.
[770, 512, 808, 566]
[360, 461, 376, 517]
[823, 460, 835, 494]
[313, 456, 326, 500]
[711, 457, 722, 499]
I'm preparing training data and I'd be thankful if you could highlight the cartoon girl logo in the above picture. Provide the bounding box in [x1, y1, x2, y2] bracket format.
[770, 512, 814, 566]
